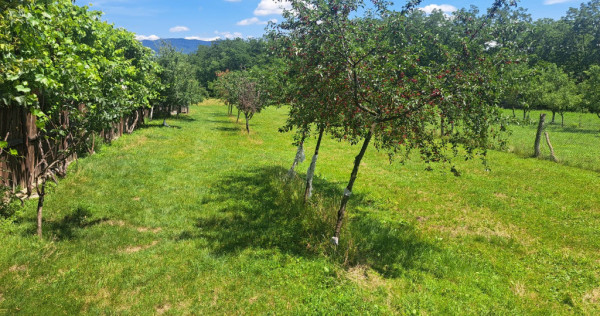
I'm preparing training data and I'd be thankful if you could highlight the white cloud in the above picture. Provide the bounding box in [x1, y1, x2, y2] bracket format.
[215, 31, 244, 39]
[169, 26, 190, 32]
[237, 17, 277, 26]
[419, 4, 458, 15]
[185, 36, 220, 41]
[544, 0, 574, 4]
[254, 0, 292, 16]
[135, 34, 160, 41]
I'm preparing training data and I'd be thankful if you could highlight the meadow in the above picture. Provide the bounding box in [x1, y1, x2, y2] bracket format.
[505, 109, 600, 172]
[1, 100, 599, 314]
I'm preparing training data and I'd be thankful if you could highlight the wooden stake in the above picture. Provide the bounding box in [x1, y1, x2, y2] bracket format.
[544, 131, 558, 162]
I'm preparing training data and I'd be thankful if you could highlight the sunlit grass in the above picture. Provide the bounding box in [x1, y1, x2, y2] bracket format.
[1, 100, 599, 314]
[504, 109, 600, 172]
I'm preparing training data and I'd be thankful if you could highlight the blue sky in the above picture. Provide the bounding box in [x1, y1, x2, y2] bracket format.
[74, 0, 587, 41]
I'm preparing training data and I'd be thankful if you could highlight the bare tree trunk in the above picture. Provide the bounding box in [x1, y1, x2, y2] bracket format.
[512, 106, 515, 117]
[332, 123, 375, 243]
[244, 112, 250, 134]
[127, 110, 139, 134]
[534, 113, 546, 158]
[36, 180, 46, 239]
[544, 131, 558, 162]
[287, 133, 306, 178]
[551, 111, 556, 124]
[440, 116, 445, 136]
[304, 128, 324, 201]
[90, 133, 95, 154]
[150, 106, 154, 120]
[237, 109, 241, 123]
[561, 113, 564, 127]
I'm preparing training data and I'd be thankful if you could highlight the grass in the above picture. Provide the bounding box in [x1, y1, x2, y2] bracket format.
[504, 109, 600, 172]
[1, 99, 599, 314]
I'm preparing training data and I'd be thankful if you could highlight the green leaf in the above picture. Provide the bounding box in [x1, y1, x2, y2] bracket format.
[16, 85, 31, 93]
[9, 149, 18, 156]
[0, 141, 7, 148]
[32, 109, 45, 117]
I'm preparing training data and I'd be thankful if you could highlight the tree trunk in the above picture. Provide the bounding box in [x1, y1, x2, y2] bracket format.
[551, 111, 556, 124]
[512, 106, 516, 117]
[244, 112, 250, 134]
[90, 133, 95, 154]
[150, 106, 154, 120]
[333, 124, 375, 242]
[534, 113, 546, 158]
[561, 113, 564, 127]
[440, 116, 445, 136]
[237, 109, 241, 123]
[36, 180, 46, 239]
[304, 128, 324, 201]
[523, 108, 526, 121]
[162, 118, 168, 127]
[287, 133, 306, 178]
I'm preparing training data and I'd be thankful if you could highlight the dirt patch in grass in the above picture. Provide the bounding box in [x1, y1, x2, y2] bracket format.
[156, 303, 171, 314]
[137, 227, 162, 234]
[8, 265, 27, 272]
[511, 281, 537, 300]
[346, 265, 386, 290]
[494, 192, 508, 199]
[583, 288, 600, 304]
[104, 220, 127, 227]
[104, 220, 162, 234]
[121, 240, 158, 254]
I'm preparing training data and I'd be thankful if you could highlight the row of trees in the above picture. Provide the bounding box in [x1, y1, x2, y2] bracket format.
[500, 61, 600, 125]
[209, 0, 600, 241]
[0, 0, 203, 237]
[198, 2, 600, 126]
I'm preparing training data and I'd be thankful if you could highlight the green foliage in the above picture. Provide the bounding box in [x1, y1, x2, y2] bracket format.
[0, 0, 161, 135]
[272, 0, 512, 165]
[533, 63, 581, 123]
[155, 42, 206, 114]
[581, 64, 600, 118]
[190, 38, 273, 92]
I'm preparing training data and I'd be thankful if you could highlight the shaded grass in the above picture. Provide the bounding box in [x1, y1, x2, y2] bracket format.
[0, 100, 599, 314]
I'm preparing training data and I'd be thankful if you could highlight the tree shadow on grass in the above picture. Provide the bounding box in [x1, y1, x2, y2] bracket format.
[214, 126, 241, 132]
[180, 165, 438, 278]
[25, 206, 109, 241]
[549, 126, 600, 136]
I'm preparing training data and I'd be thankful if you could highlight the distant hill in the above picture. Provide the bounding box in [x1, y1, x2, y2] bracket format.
[140, 38, 214, 54]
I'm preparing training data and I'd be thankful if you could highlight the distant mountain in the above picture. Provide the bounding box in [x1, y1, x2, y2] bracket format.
[140, 38, 214, 54]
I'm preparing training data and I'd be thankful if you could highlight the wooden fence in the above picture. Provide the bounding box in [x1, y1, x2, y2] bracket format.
[0, 107, 149, 194]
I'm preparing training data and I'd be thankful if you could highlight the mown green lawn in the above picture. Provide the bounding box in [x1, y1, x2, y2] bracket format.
[1, 100, 599, 314]
[504, 109, 600, 172]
